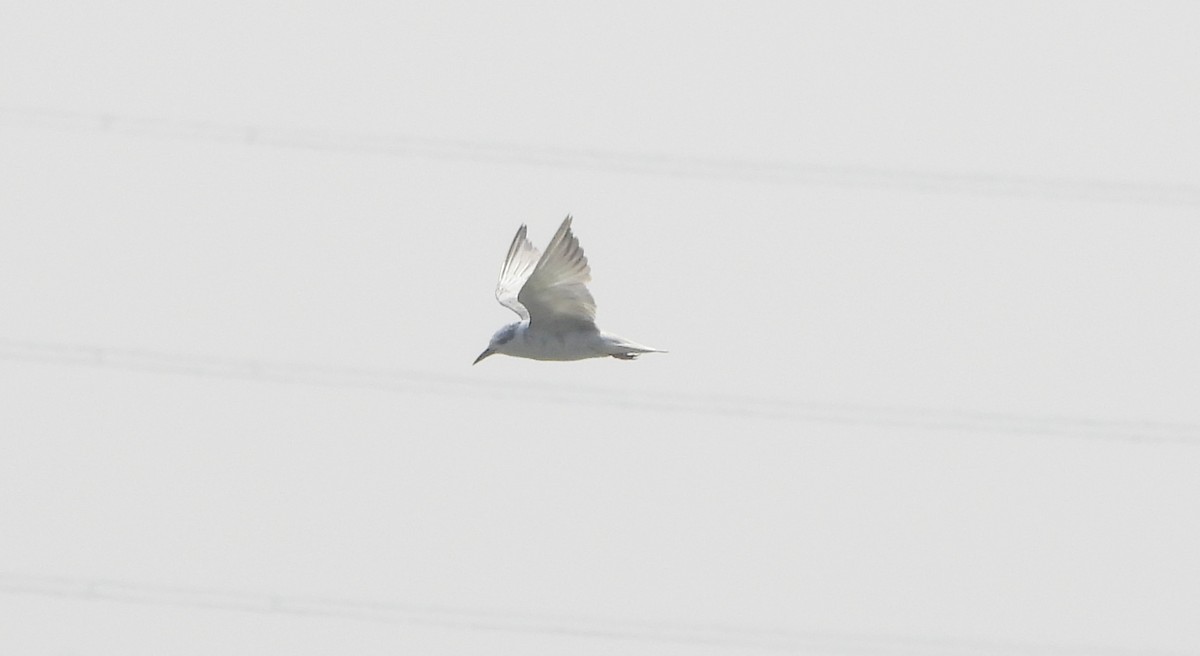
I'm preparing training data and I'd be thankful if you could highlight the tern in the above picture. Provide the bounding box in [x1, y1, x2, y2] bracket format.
[474, 216, 665, 364]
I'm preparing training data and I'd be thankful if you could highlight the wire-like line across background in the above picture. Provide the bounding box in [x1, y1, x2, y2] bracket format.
[1, 338, 1196, 446]
[0, 573, 1193, 656]
[2, 106, 1198, 206]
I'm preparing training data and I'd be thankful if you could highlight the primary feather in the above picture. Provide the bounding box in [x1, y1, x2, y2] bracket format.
[517, 216, 597, 330]
[494, 224, 541, 320]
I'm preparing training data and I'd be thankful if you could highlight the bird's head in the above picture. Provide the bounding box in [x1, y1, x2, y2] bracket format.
[473, 323, 520, 365]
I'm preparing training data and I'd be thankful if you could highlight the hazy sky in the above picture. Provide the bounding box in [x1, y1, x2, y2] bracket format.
[2, 2, 1199, 655]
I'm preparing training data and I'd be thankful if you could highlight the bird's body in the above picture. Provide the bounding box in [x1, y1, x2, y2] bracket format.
[490, 322, 658, 361]
[475, 216, 664, 364]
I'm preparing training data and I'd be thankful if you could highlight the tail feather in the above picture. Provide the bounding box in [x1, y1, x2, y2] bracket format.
[602, 333, 667, 358]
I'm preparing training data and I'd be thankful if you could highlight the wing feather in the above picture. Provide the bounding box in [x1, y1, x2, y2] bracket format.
[518, 216, 597, 330]
[495, 224, 540, 319]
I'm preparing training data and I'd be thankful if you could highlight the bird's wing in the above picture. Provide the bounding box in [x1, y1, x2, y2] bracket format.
[495, 224, 541, 320]
[518, 216, 597, 330]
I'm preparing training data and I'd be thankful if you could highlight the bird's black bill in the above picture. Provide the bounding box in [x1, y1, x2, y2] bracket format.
[473, 348, 495, 365]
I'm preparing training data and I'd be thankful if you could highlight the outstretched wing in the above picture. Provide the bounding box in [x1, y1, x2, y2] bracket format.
[518, 215, 597, 330]
[495, 224, 541, 320]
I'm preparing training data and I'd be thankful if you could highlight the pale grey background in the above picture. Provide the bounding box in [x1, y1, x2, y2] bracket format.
[1, 2, 1198, 654]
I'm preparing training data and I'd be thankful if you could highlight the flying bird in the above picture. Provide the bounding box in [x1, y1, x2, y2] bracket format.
[475, 216, 665, 364]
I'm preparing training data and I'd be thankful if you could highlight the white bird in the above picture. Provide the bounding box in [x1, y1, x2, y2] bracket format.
[474, 216, 665, 364]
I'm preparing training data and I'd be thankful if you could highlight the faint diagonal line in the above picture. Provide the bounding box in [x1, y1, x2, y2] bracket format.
[2, 106, 1197, 206]
[1, 573, 1195, 656]
[1, 337, 1197, 446]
